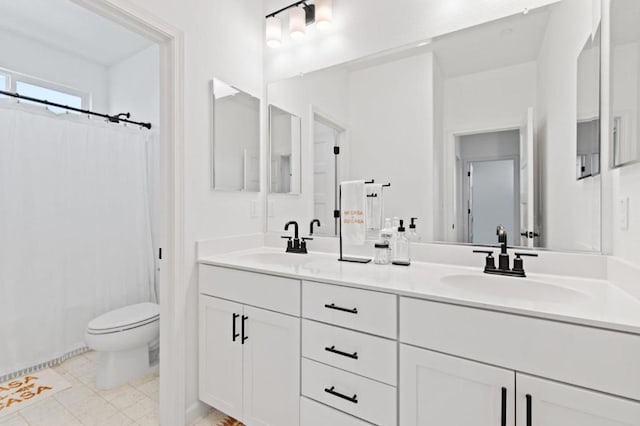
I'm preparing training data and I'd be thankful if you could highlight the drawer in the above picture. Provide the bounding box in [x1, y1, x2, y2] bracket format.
[302, 358, 397, 426]
[301, 397, 373, 426]
[199, 265, 300, 316]
[400, 297, 640, 401]
[302, 281, 397, 338]
[302, 320, 397, 385]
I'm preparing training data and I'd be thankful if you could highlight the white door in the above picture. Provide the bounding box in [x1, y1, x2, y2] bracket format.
[242, 306, 301, 426]
[516, 374, 640, 426]
[313, 120, 338, 236]
[519, 107, 536, 247]
[468, 159, 516, 245]
[198, 296, 244, 420]
[400, 345, 515, 426]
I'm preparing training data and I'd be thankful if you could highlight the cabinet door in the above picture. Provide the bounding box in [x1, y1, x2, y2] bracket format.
[400, 345, 514, 426]
[242, 305, 301, 426]
[199, 296, 243, 420]
[516, 374, 640, 426]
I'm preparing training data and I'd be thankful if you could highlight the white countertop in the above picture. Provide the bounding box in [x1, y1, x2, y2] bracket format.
[199, 247, 640, 335]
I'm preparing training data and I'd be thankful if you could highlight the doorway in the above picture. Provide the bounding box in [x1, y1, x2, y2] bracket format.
[457, 129, 521, 245]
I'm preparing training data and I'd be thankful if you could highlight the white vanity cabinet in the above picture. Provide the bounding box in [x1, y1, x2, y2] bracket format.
[300, 281, 398, 426]
[515, 374, 640, 426]
[400, 296, 640, 426]
[400, 345, 514, 426]
[199, 265, 301, 426]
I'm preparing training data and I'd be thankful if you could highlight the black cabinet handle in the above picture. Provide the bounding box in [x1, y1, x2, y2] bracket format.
[324, 386, 358, 404]
[501, 387, 507, 426]
[526, 394, 532, 426]
[232, 313, 240, 342]
[325, 345, 358, 360]
[241, 315, 248, 344]
[324, 303, 358, 314]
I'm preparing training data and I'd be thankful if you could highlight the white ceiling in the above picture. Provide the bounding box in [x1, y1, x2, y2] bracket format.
[431, 6, 552, 78]
[0, 0, 154, 67]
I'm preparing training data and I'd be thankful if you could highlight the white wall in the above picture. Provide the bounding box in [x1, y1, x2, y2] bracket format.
[263, 0, 560, 82]
[443, 61, 537, 133]
[105, 0, 264, 420]
[0, 28, 109, 112]
[536, 0, 601, 252]
[347, 52, 435, 239]
[108, 44, 160, 126]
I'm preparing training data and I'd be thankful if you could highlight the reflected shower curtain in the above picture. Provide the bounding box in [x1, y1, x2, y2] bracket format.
[0, 100, 155, 380]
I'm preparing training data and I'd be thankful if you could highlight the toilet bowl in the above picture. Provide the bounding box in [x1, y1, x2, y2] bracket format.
[85, 302, 159, 390]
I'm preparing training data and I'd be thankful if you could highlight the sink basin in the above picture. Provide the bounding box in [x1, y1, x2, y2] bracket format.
[439, 274, 591, 304]
[236, 251, 314, 267]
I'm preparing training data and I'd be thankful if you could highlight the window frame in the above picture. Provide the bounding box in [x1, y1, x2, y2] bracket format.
[0, 66, 91, 111]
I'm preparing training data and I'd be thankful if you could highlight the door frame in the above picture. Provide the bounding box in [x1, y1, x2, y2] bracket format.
[463, 156, 521, 244]
[443, 121, 520, 242]
[310, 105, 347, 236]
[70, 1, 186, 424]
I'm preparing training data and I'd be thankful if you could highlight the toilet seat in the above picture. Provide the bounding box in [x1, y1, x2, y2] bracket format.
[87, 302, 159, 335]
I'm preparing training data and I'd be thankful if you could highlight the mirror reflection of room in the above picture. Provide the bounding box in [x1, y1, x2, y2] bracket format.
[211, 78, 260, 192]
[266, 0, 602, 253]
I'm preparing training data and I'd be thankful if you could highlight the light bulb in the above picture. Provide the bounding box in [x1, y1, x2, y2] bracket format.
[266, 16, 282, 48]
[289, 7, 306, 39]
[315, 0, 333, 30]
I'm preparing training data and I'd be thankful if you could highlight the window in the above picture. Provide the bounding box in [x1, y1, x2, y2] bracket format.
[0, 74, 7, 93]
[16, 81, 83, 114]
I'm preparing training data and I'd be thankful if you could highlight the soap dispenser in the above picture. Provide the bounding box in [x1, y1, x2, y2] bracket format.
[407, 217, 421, 242]
[392, 219, 411, 266]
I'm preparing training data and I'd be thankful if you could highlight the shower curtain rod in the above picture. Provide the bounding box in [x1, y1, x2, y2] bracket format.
[0, 90, 152, 129]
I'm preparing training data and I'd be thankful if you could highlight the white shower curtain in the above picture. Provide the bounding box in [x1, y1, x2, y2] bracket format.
[0, 100, 156, 379]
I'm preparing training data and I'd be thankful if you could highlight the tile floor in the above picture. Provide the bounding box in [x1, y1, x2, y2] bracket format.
[0, 352, 234, 426]
[1, 351, 160, 426]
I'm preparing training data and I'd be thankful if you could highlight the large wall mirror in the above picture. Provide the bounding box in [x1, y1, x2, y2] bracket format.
[611, 0, 640, 168]
[266, 0, 603, 253]
[211, 78, 260, 192]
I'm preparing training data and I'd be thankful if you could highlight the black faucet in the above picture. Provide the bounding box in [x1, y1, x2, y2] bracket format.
[310, 219, 321, 235]
[473, 225, 538, 277]
[283, 221, 312, 254]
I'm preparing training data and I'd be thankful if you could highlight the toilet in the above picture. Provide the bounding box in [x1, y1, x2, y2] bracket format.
[85, 302, 159, 390]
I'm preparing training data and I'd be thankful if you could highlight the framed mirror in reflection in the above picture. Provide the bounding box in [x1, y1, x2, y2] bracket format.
[269, 105, 302, 194]
[611, 0, 640, 168]
[266, 0, 603, 253]
[211, 78, 260, 192]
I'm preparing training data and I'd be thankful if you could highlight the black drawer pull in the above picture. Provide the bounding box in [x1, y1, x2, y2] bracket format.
[324, 386, 358, 404]
[324, 303, 358, 314]
[501, 387, 507, 426]
[526, 394, 532, 426]
[232, 313, 240, 342]
[241, 315, 248, 344]
[325, 345, 358, 360]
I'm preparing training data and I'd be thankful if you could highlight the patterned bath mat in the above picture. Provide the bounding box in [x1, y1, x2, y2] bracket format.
[218, 416, 245, 426]
[0, 369, 71, 418]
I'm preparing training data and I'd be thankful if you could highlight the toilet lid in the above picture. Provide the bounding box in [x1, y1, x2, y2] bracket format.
[88, 302, 159, 333]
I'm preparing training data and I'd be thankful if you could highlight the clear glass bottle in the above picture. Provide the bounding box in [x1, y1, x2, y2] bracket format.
[379, 218, 395, 257]
[374, 241, 391, 265]
[407, 217, 421, 242]
[392, 219, 411, 266]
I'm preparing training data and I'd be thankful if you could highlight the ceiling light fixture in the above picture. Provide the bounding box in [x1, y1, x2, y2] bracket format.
[289, 6, 306, 39]
[265, 0, 334, 47]
[315, 0, 333, 30]
[265, 16, 282, 48]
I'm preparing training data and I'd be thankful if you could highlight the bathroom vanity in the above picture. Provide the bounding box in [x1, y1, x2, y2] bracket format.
[198, 248, 640, 426]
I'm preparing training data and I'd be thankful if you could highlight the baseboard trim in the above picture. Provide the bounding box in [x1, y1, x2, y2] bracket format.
[186, 400, 211, 425]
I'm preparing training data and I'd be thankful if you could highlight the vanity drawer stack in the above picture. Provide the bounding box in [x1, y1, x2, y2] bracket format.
[301, 281, 398, 426]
